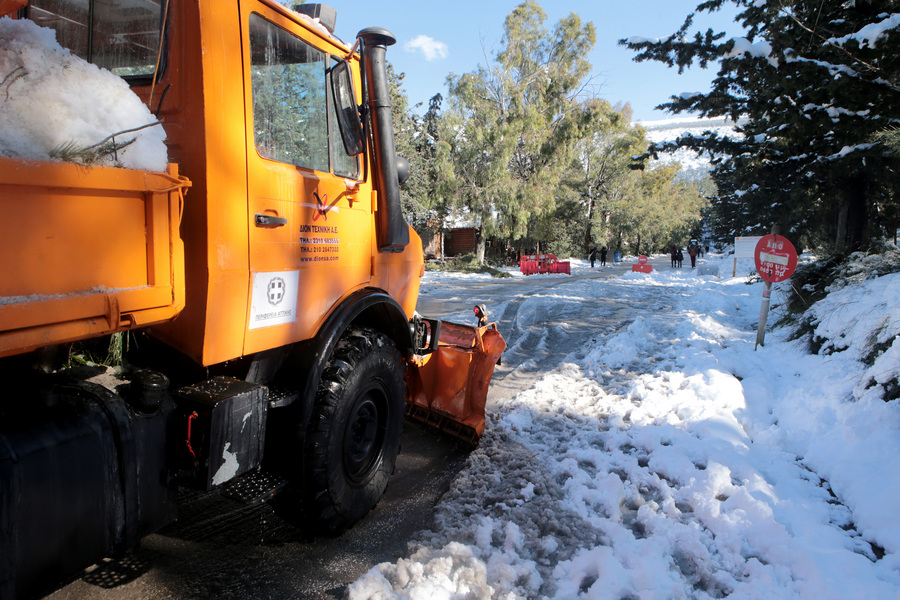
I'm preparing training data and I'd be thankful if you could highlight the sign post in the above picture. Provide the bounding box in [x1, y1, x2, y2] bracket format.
[753, 234, 798, 348]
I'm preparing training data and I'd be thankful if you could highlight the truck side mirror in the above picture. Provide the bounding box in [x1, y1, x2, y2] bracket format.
[330, 60, 364, 156]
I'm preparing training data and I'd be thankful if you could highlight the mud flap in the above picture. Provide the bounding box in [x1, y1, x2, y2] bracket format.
[405, 320, 506, 446]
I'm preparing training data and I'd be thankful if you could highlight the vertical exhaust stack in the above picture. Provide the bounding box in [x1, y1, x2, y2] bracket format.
[358, 27, 409, 252]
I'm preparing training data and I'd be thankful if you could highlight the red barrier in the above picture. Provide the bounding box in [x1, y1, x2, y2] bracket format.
[519, 254, 570, 275]
[631, 254, 652, 273]
[551, 261, 571, 274]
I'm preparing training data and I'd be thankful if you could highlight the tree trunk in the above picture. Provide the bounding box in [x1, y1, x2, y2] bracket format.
[475, 229, 486, 264]
[834, 176, 868, 253]
[835, 201, 849, 252]
[584, 196, 595, 252]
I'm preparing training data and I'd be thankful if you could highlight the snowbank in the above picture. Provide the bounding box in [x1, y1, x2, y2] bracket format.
[351, 251, 900, 599]
[0, 17, 167, 171]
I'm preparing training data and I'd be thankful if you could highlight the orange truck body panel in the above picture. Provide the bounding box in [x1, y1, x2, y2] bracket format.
[0, 0, 25, 17]
[0, 159, 188, 358]
[142, 0, 424, 367]
[0, 0, 423, 366]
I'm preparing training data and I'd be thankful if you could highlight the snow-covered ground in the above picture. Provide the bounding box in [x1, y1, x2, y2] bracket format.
[350, 251, 900, 599]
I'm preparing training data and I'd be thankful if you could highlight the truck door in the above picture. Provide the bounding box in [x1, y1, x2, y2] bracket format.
[240, 3, 372, 353]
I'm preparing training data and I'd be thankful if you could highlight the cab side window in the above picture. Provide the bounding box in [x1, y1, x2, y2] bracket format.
[249, 13, 359, 178]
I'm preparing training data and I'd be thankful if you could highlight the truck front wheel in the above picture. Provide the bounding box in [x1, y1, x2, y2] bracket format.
[303, 328, 405, 532]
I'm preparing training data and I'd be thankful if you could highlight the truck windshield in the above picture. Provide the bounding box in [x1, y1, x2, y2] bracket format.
[26, 0, 163, 79]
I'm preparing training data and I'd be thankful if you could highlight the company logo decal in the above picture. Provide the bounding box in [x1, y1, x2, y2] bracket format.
[313, 190, 329, 221]
[249, 271, 300, 330]
[267, 277, 285, 306]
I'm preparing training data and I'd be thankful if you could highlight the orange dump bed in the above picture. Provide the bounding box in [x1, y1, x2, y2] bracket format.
[0, 158, 190, 358]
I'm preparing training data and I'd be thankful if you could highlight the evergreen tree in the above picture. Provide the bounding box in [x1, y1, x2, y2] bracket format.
[384, 64, 425, 224]
[621, 1, 900, 251]
[415, 94, 457, 237]
[565, 100, 645, 252]
[444, 1, 598, 262]
[384, 66, 455, 254]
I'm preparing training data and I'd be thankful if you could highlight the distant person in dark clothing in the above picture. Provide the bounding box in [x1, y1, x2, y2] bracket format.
[676, 249, 683, 268]
[589, 247, 597, 268]
[689, 244, 698, 268]
[670, 245, 677, 268]
[600, 247, 608, 267]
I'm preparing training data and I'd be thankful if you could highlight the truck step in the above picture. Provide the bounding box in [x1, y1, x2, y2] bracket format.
[220, 470, 288, 505]
[268, 386, 300, 408]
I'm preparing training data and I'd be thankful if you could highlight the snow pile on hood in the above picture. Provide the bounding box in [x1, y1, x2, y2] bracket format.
[350, 252, 900, 599]
[0, 17, 167, 171]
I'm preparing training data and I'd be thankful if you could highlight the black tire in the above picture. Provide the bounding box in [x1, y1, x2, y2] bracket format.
[303, 328, 405, 532]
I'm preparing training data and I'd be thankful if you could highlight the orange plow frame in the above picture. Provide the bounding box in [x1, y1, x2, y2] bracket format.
[405, 320, 506, 446]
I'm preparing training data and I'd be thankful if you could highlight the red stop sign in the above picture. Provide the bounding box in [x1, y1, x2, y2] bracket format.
[754, 235, 797, 283]
[638, 255, 648, 264]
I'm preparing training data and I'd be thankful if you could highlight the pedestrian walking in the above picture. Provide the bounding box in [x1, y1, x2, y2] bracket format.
[670, 245, 677, 268]
[676, 249, 683, 268]
[688, 244, 698, 268]
[600, 247, 608, 267]
[589, 247, 597, 268]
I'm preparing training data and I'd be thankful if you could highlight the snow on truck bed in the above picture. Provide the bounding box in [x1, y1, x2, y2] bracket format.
[0, 17, 168, 172]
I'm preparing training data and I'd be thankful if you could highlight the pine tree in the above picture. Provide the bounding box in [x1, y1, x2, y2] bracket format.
[384, 64, 423, 223]
[621, 0, 900, 251]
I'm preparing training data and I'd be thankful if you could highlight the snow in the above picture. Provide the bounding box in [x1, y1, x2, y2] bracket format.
[0, 17, 167, 171]
[350, 251, 900, 599]
[640, 117, 739, 177]
[725, 38, 779, 67]
[828, 13, 900, 49]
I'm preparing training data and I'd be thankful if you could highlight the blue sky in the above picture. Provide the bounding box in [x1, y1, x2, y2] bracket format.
[325, 0, 742, 122]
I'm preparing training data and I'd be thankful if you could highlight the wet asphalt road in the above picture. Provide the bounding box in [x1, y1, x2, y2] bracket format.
[45, 421, 469, 600]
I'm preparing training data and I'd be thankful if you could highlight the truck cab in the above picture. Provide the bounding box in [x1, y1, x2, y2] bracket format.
[0, 3, 504, 598]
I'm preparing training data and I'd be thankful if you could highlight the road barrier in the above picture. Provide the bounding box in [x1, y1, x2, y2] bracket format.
[519, 254, 570, 275]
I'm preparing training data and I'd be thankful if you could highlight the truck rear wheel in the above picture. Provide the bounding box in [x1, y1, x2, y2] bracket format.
[303, 328, 405, 532]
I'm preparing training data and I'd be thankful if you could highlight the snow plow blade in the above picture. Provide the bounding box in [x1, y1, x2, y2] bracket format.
[405, 319, 506, 446]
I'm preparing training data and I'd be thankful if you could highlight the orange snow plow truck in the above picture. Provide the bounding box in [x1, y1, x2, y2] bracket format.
[0, 1, 505, 598]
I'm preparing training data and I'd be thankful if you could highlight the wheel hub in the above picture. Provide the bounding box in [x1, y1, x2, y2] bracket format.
[343, 392, 384, 482]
